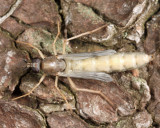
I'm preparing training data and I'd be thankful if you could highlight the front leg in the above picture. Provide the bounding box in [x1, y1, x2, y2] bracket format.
[12, 74, 46, 100]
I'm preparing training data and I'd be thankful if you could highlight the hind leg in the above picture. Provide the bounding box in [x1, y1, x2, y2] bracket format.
[66, 24, 107, 41]
[62, 24, 107, 54]
[67, 77, 116, 111]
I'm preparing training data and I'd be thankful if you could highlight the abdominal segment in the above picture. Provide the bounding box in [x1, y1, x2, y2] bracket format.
[65, 53, 152, 73]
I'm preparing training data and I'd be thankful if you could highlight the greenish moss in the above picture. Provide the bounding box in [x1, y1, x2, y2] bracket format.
[23, 28, 72, 56]
[77, 3, 103, 24]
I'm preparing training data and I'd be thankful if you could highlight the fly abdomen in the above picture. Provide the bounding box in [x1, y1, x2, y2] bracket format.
[65, 52, 152, 73]
[108, 52, 151, 72]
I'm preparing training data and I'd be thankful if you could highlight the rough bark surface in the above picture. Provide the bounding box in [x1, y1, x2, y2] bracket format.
[0, 0, 159, 127]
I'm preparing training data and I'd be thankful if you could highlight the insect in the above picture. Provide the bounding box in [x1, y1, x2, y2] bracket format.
[12, 22, 152, 110]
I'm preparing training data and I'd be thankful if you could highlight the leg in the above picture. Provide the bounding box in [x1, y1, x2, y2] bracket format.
[16, 41, 45, 59]
[66, 24, 107, 41]
[67, 77, 116, 110]
[12, 74, 46, 100]
[62, 24, 107, 55]
[52, 23, 72, 111]
[62, 39, 67, 55]
[52, 21, 60, 56]
[54, 76, 72, 112]
[62, 29, 68, 55]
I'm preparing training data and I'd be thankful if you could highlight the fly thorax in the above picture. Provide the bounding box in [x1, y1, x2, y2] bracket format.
[41, 56, 66, 75]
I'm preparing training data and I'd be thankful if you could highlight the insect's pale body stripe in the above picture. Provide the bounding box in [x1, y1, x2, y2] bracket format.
[65, 52, 151, 73]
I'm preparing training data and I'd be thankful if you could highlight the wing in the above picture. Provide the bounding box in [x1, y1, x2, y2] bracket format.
[58, 71, 113, 82]
[57, 49, 116, 60]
